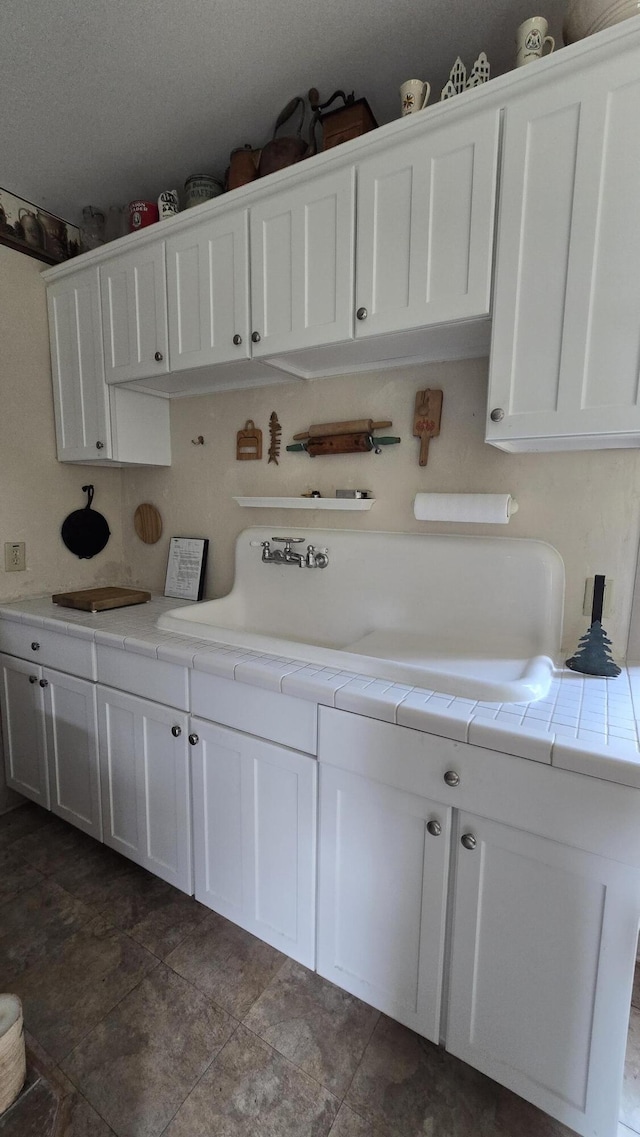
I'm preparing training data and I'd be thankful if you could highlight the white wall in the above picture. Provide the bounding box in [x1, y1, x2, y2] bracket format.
[121, 359, 640, 659]
[0, 244, 125, 603]
[2, 238, 640, 661]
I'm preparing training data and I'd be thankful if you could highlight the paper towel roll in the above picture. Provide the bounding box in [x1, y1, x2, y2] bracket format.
[413, 493, 518, 524]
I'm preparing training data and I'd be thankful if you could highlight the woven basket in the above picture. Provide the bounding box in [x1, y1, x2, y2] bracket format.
[0, 995, 26, 1115]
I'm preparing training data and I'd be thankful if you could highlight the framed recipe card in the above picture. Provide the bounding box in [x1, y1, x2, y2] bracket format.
[164, 537, 209, 601]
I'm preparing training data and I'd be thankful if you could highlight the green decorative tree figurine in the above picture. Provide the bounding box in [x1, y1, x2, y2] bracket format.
[566, 575, 621, 678]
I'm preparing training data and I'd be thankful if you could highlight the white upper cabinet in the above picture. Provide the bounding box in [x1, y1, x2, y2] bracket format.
[166, 209, 251, 370]
[249, 166, 356, 356]
[487, 41, 640, 451]
[100, 242, 169, 384]
[46, 263, 170, 465]
[355, 107, 499, 339]
[47, 267, 111, 461]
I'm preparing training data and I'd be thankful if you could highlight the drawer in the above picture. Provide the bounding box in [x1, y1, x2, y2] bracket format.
[318, 707, 640, 864]
[191, 671, 317, 755]
[97, 645, 189, 710]
[0, 621, 96, 680]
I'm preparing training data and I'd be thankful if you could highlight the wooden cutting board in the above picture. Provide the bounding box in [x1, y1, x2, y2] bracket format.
[413, 389, 443, 467]
[236, 420, 262, 460]
[134, 503, 163, 544]
[52, 586, 151, 613]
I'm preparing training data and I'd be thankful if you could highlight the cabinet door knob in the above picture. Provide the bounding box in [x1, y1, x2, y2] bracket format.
[188, 732, 199, 746]
[356, 307, 368, 321]
[443, 770, 460, 787]
[96, 440, 104, 450]
[490, 408, 505, 423]
[154, 351, 164, 362]
[29, 675, 38, 684]
[426, 819, 442, 837]
[171, 725, 182, 737]
[39, 678, 49, 688]
[461, 833, 477, 851]
[251, 331, 261, 343]
[31, 642, 40, 652]
[233, 334, 242, 346]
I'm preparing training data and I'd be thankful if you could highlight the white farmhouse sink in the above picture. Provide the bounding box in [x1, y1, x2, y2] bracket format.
[158, 528, 564, 703]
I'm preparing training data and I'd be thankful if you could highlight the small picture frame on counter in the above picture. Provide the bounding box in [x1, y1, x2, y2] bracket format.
[164, 537, 209, 601]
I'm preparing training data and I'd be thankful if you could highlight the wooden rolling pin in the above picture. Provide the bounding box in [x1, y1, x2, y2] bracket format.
[287, 433, 401, 456]
[293, 419, 392, 441]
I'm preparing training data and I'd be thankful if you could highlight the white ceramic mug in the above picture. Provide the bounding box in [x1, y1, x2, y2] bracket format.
[516, 17, 555, 65]
[400, 79, 431, 115]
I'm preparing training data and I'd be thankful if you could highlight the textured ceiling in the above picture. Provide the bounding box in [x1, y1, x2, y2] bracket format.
[2, 0, 565, 226]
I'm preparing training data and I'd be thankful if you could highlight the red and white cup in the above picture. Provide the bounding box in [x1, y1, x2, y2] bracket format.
[128, 200, 159, 232]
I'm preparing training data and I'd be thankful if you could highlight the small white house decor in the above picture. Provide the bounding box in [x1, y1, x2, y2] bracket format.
[440, 52, 491, 100]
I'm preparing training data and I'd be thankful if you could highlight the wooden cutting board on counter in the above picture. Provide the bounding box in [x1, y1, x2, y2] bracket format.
[52, 586, 151, 613]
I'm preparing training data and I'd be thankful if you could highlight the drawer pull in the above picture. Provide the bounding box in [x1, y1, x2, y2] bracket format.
[39, 678, 49, 688]
[29, 675, 37, 684]
[171, 725, 182, 737]
[233, 334, 242, 346]
[461, 833, 477, 851]
[426, 820, 442, 837]
[31, 642, 40, 652]
[188, 733, 199, 746]
[444, 770, 460, 787]
[154, 351, 164, 362]
[251, 331, 261, 343]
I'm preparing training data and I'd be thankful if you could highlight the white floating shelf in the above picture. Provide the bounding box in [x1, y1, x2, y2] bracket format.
[233, 496, 375, 511]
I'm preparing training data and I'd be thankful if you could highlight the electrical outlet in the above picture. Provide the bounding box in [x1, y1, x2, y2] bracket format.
[583, 576, 614, 618]
[4, 542, 26, 572]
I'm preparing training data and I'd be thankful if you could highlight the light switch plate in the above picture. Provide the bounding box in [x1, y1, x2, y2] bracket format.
[4, 542, 26, 572]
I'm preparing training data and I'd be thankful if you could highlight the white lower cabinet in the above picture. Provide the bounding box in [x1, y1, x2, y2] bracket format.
[0, 653, 49, 808]
[97, 687, 191, 893]
[317, 763, 451, 1043]
[447, 812, 639, 1137]
[189, 716, 317, 967]
[43, 667, 101, 839]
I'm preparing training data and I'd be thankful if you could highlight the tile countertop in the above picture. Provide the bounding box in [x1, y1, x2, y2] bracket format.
[2, 595, 640, 791]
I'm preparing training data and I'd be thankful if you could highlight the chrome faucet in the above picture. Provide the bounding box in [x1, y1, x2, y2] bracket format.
[250, 536, 329, 568]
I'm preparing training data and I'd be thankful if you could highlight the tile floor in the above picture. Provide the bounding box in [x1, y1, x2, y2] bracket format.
[0, 802, 639, 1137]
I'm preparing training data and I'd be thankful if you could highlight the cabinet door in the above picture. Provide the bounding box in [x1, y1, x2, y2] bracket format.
[43, 668, 101, 839]
[317, 764, 451, 1042]
[100, 243, 169, 383]
[0, 653, 48, 808]
[487, 49, 640, 449]
[47, 267, 112, 461]
[190, 717, 317, 967]
[166, 210, 251, 369]
[249, 166, 355, 356]
[447, 813, 640, 1137]
[355, 109, 499, 339]
[97, 688, 191, 892]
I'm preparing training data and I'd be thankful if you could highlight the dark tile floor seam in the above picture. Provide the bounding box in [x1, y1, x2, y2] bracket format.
[334, 1010, 383, 1109]
[49, 955, 162, 1068]
[154, 1018, 245, 1137]
[236, 1015, 346, 1107]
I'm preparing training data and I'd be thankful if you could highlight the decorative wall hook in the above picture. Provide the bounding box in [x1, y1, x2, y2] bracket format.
[191, 435, 204, 445]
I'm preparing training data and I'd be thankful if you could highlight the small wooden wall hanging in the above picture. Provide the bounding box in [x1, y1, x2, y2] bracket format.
[236, 419, 262, 460]
[268, 412, 281, 464]
[413, 389, 443, 466]
[133, 503, 163, 544]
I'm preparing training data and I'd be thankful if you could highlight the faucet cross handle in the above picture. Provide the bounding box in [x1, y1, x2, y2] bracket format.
[272, 536, 305, 553]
